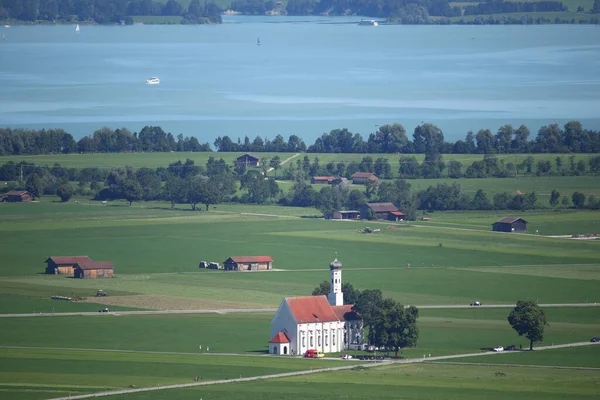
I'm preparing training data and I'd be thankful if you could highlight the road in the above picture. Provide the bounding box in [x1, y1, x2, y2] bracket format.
[1, 302, 598, 318]
[45, 341, 599, 400]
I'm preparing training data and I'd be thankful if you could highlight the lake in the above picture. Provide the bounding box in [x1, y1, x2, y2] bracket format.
[1, 16, 599, 145]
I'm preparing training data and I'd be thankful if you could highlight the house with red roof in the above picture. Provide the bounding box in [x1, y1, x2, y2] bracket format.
[269, 258, 364, 355]
[223, 256, 273, 271]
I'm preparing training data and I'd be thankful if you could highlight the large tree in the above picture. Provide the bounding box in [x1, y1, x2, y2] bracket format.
[121, 178, 143, 206]
[371, 301, 419, 357]
[507, 300, 548, 350]
[311, 281, 361, 305]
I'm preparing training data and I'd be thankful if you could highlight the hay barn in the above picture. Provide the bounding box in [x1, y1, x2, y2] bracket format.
[45, 256, 92, 275]
[351, 172, 379, 185]
[224, 256, 273, 271]
[492, 217, 528, 233]
[236, 153, 260, 168]
[4, 190, 33, 202]
[74, 261, 114, 279]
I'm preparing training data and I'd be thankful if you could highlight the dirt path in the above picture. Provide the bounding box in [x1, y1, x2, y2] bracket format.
[265, 153, 300, 174]
[45, 341, 598, 400]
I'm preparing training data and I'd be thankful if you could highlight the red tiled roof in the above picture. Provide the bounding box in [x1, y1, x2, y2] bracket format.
[286, 295, 340, 323]
[46, 256, 92, 265]
[333, 304, 362, 321]
[269, 332, 290, 343]
[6, 190, 29, 196]
[229, 256, 273, 263]
[390, 211, 406, 216]
[351, 172, 376, 178]
[367, 202, 399, 213]
[75, 261, 114, 270]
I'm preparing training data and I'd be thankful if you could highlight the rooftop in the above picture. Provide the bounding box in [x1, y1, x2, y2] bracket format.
[285, 295, 340, 324]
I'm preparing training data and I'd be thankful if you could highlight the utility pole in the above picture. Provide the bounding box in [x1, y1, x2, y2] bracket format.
[20, 164, 23, 182]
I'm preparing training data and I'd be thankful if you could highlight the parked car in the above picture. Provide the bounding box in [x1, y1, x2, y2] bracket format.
[591, 337, 600, 342]
[505, 345, 516, 351]
[342, 354, 353, 360]
[98, 307, 110, 313]
[304, 349, 324, 358]
[493, 346, 504, 352]
[470, 301, 481, 306]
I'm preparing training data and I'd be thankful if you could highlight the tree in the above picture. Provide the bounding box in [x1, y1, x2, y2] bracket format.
[549, 189, 560, 207]
[372, 302, 419, 357]
[507, 300, 548, 350]
[353, 289, 384, 345]
[572, 191, 586, 209]
[311, 281, 361, 305]
[26, 173, 43, 198]
[121, 179, 143, 206]
[270, 156, 281, 178]
[56, 184, 73, 202]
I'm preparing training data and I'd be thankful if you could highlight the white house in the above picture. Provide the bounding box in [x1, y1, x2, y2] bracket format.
[268, 258, 364, 355]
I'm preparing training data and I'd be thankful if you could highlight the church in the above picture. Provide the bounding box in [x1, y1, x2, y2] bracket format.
[268, 258, 364, 355]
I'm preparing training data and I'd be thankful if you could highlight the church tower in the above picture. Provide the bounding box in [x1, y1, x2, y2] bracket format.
[328, 258, 344, 306]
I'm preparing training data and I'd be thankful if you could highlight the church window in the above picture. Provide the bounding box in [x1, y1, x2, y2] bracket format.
[332, 333, 336, 346]
[325, 334, 328, 346]
[310, 336, 313, 347]
[302, 337, 305, 347]
[318, 335, 321, 346]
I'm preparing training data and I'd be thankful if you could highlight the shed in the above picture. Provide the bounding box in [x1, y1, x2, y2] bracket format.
[74, 261, 114, 279]
[389, 211, 406, 222]
[45, 256, 92, 275]
[224, 256, 273, 271]
[351, 172, 379, 185]
[332, 210, 360, 220]
[492, 217, 528, 233]
[236, 153, 260, 168]
[269, 331, 290, 355]
[311, 176, 335, 184]
[4, 190, 33, 202]
[360, 202, 399, 220]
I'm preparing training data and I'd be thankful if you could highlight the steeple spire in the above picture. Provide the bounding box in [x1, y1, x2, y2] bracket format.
[328, 258, 344, 306]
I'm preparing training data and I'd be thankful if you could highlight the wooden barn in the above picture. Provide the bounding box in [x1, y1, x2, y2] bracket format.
[45, 256, 92, 275]
[311, 176, 335, 184]
[4, 190, 33, 202]
[74, 261, 114, 279]
[361, 202, 400, 220]
[224, 256, 273, 271]
[236, 153, 260, 168]
[492, 217, 528, 233]
[351, 172, 379, 185]
[332, 210, 360, 220]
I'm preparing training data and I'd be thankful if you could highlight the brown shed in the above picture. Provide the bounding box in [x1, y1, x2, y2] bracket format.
[4, 190, 33, 202]
[351, 172, 379, 185]
[224, 256, 273, 271]
[45, 256, 92, 275]
[236, 153, 260, 168]
[492, 217, 528, 233]
[74, 261, 114, 279]
[311, 176, 335, 184]
[361, 202, 399, 220]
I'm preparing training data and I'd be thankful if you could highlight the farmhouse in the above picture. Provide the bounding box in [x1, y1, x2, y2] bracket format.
[351, 172, 379, 185]
[4, 190, 33, 202]
[361, 202, 404, 221]
[74, 261, 114, 279]
[332, 210, 360, 220]
[236, 153, 260, 168]
[224, 256, 273, 271]
[45, 256, 92, 275]
[311, 176, 335, 184]
[269, 259, 364, 355]
[492, 217, 528, 233]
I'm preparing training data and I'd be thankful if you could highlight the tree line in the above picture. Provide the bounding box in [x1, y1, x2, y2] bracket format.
[0, 0, 222, 24]
[464, 1, 567, 16]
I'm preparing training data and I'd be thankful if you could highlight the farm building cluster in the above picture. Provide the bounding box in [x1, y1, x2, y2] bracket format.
[45, 256, 114, 279]
[199, 256, 274, 271]
[269, 258, 364, 355]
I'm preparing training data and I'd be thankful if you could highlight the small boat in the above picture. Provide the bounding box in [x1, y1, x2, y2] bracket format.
[76, 24, 80, 32]
[257, 37, 261, 46]
[358, 19, 378, 26]
[4, 25, 10, 28]
[145, 77, 160, 85]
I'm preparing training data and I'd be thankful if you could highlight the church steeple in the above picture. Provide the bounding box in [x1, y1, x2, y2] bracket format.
[328, 258, 344, 306]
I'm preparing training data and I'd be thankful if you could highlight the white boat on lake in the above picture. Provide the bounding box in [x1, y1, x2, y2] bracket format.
[358, 19, 378, 26]
[145, 77, 160, 85]
[76, 24, 80, 32]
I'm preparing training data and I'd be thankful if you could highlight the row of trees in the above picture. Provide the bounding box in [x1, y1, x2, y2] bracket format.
[0, 0, 222, 24]
[464, 1, 567, 16]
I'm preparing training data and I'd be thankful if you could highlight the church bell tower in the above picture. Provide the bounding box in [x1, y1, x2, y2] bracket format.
[328, 258, 344, 306]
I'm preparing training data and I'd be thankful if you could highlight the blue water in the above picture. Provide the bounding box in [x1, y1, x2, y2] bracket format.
[1, 16, 599, 144]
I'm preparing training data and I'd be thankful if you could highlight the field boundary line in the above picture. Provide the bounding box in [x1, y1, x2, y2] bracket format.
[426, 361, 600, 370]
[44, 341, 598, 400]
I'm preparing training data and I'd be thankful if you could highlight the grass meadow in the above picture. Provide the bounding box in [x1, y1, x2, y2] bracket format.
[1, 188, 599, 398]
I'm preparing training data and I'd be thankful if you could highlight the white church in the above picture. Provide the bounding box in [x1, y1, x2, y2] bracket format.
[268, 258, 364, 355]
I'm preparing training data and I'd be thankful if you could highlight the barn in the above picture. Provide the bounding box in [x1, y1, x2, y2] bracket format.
[224, 256, 273, 271]
[4, 190, 33, 202]
[236, 153, 260, 168]
[360, 202, 400, 220]
[311, 176, 335, 184]
[332, 210, 360, 220]
[45, 256, 92, 275]
[74, 261, 114, 279]
[351, 172, 379, 185]
[492, 217, 528, 233]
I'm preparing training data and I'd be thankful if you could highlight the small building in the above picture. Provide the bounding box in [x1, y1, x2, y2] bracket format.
[4, 190, 33, 202]
[311, 176, 335, 184]
[45, 256, 92, 275]
[236, 153, 260, 168]
[360, 202, 399, 220]
[332, 210, 360, 220]
[224, 256, 273, 271]
[492, 217, 528, 233]
[74, 261, 114, 279]
[269, 331, 291, 355]
[389, 211, 406, 222]
[351, 172, 379, 185]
